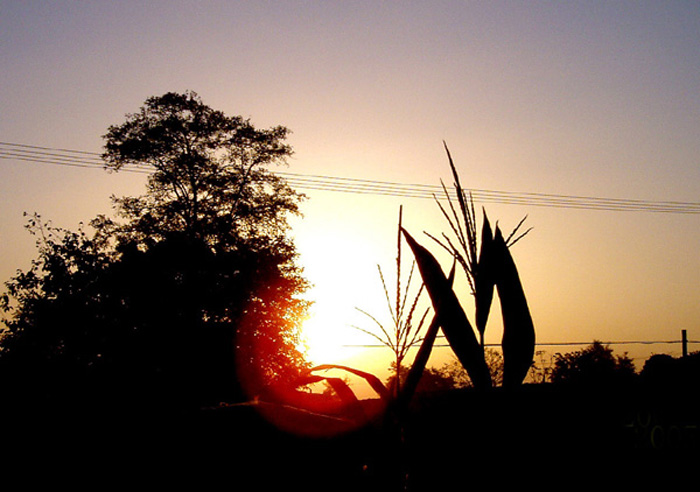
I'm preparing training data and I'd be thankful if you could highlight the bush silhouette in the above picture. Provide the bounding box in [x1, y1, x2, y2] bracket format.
[552, 340, 636, 388]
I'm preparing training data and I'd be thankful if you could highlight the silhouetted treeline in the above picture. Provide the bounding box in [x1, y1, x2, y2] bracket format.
[0, 91, 309, 422]
[640, 351, 700, 391]
[2, 232, 306, 414]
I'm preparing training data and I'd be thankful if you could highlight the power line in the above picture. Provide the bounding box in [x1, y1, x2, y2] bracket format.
[0, 141, 106, 157]
[2, 141, 699, 214]
[279, 173, 700, 213]
[0, 142, 151, 174]
[342, 339, 700, 349]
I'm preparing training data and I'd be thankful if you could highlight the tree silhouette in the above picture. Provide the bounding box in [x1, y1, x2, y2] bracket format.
[641, 351, 700, 392]
[438, 349, 505, 388]
[100, 90, 301, 250]
[1, 92, 309, 414]
[551, 340, 636, 388]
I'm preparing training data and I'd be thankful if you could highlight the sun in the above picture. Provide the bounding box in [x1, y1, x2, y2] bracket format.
[299, 300, 360, 366]
[291, 210, 403, 369]
[299, 315, 343, 366]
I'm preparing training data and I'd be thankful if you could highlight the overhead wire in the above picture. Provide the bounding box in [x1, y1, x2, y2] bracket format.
[2, 141, 699, 214]
[278, 172, 700, 213]
[0, 141, 151, 174]
[342, 339, 700, 348]
[3, 142, 697, 360]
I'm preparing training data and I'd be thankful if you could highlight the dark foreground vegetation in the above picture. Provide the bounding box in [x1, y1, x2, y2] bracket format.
[2, 366, 697, 490]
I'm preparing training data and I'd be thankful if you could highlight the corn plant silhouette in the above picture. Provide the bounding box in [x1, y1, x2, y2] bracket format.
[299, 143, 536, 411]
[301, 206, 442, 413]
[281, 145, 537, 491]
[425, 143, 532, 349]
[406, 142, 536, 389]
[353, 205, 431, 399]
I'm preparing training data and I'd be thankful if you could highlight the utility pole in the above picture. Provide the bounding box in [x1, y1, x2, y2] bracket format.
[682, 329, 688, 358]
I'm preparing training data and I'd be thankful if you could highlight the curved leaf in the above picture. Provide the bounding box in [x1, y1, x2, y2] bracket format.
[312, 364, 390, 401]
[294, 374, 327, 386]
[401, 228, 491, 389]
[322, 377, 366, 421]
[493, 227, 535, 388]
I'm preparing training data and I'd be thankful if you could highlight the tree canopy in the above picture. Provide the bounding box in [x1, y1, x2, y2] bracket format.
[100, 90, 302, 251]
[1, 91, 309, 414]
[551, 341, 636, 388]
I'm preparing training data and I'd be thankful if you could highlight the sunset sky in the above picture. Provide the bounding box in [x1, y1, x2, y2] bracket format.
[2, 1, 699, 392]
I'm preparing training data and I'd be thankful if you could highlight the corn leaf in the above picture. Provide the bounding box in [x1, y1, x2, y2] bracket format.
[321, 377, 366, 421]
[322, 377, 359, 402]
[312, 364, 391, 401]
[295, 374, 328, 386]
[397, 262, 456, 409]
[474, 209, 495, 341]
[401, 228, 491, 389]
[493, 226, 535, 388]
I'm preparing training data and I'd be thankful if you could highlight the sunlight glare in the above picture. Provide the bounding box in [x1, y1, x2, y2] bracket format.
[293, 212, 393, 367]
[301, 306, 343, 365]
[299, 299, 364, 366]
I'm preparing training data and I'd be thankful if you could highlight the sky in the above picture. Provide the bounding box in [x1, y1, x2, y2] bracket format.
[2, 1, 699, 394]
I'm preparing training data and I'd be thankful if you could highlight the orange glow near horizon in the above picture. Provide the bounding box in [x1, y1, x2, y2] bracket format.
[297, 303, 396, 401]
